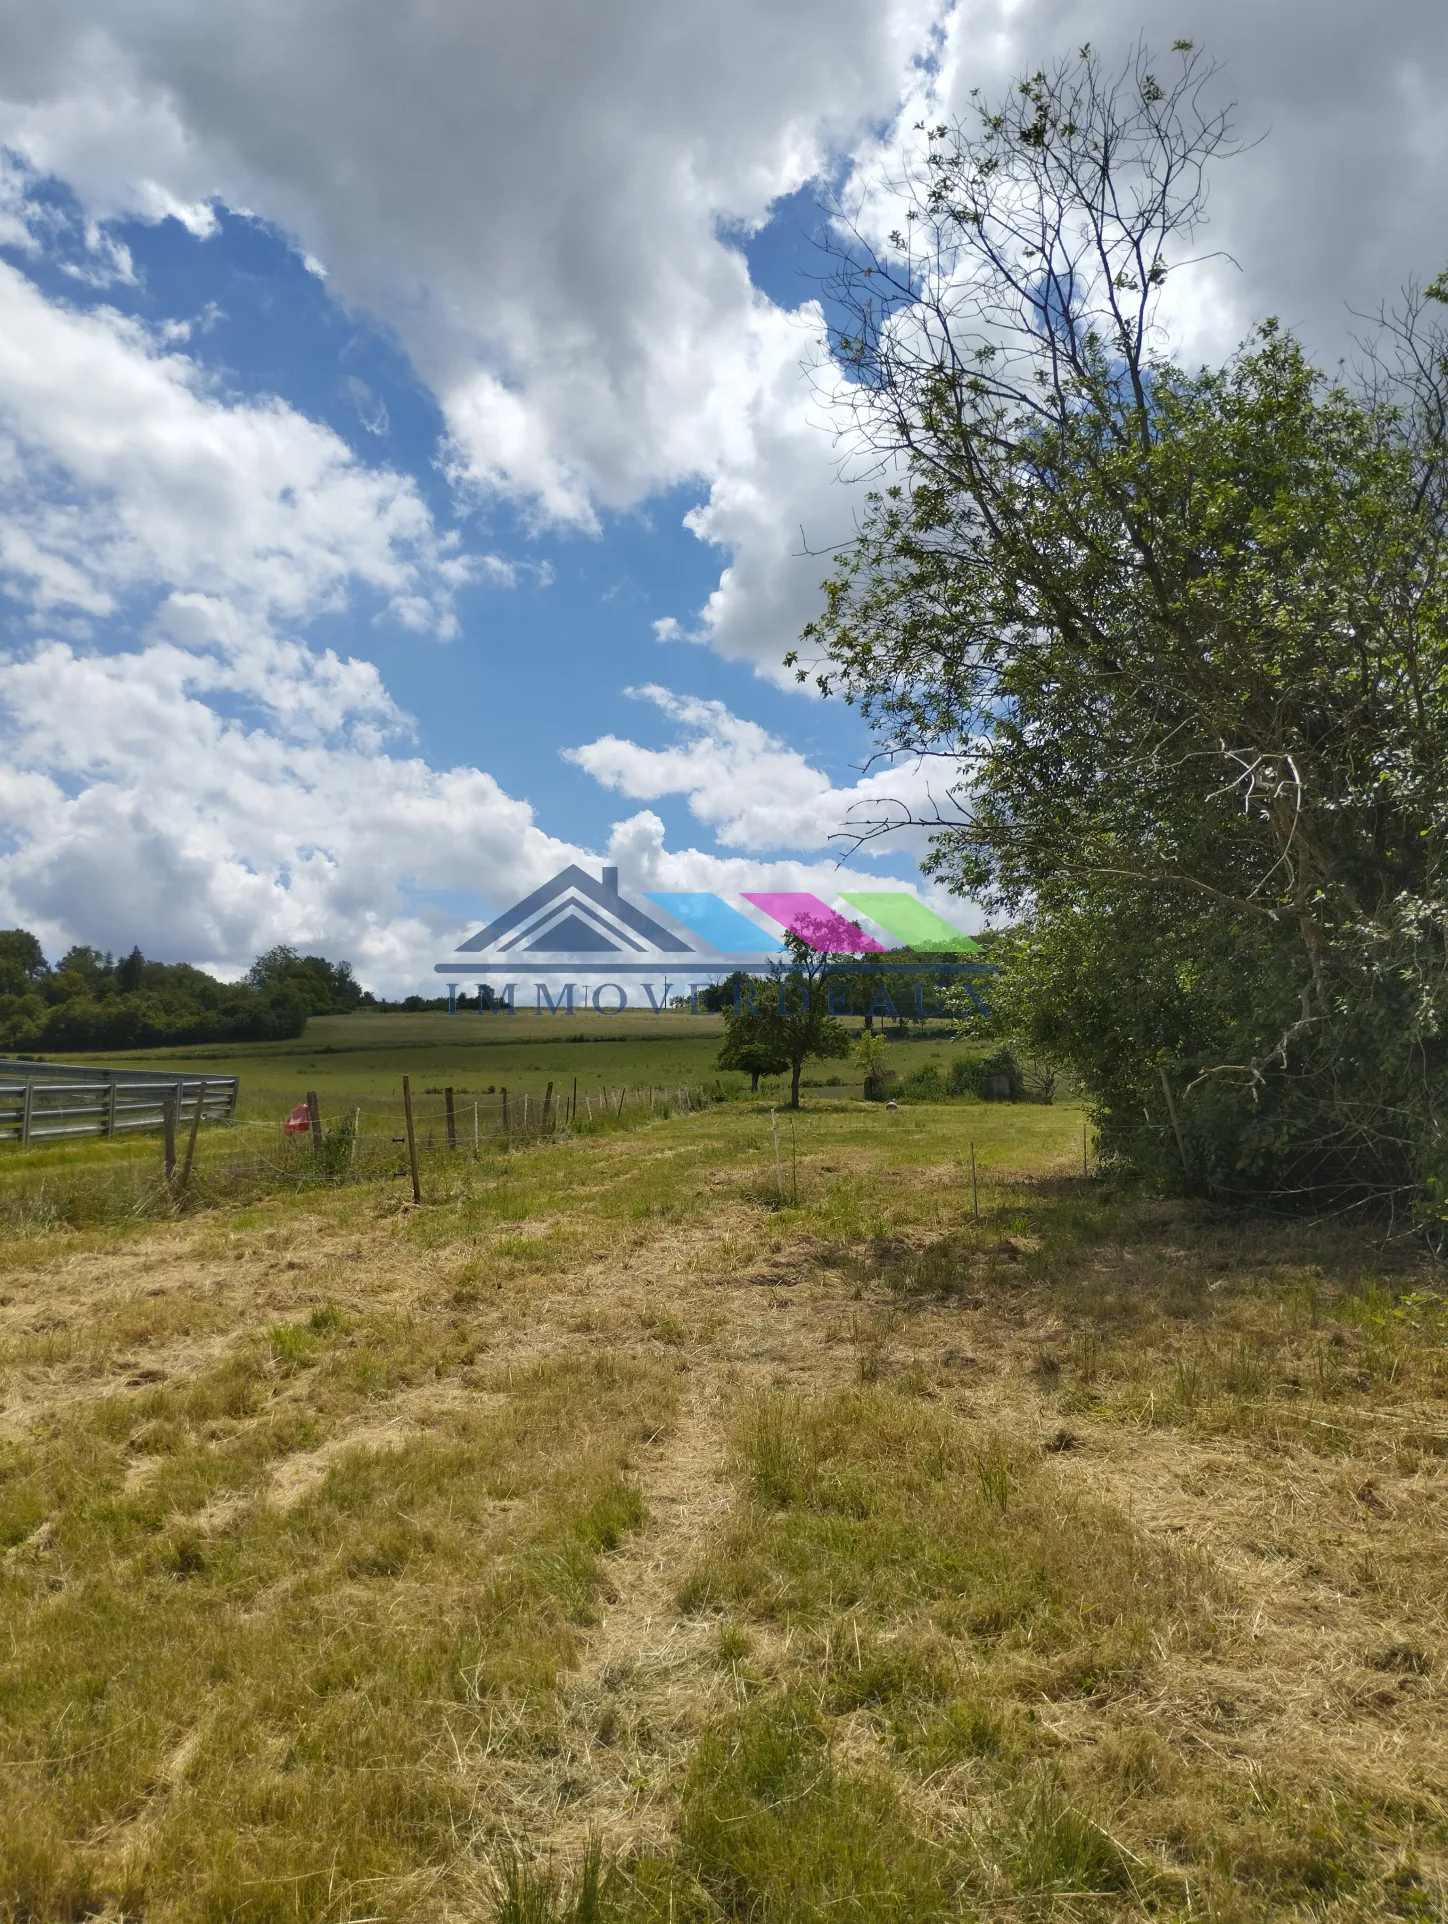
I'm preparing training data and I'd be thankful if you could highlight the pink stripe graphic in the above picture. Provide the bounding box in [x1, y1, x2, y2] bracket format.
[742, 892, 885, 953]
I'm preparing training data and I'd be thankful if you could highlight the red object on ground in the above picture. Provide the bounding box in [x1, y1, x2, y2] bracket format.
[283, 1103, 312, 1135]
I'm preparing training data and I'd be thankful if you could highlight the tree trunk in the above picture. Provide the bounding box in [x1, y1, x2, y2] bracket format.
[750, 1070, 760, 1092]
[789, 1060, 802, 1109]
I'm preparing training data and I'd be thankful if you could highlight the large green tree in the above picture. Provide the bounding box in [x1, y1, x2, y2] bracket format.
[794, 43, 1448, 1212]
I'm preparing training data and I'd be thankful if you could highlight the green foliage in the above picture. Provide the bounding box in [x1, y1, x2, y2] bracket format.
[696, 970, 759, 1015]
[770, 935, 853, 1109]
[854, 1029, 896, 1101]
[853, 1030, 889, 1079]
[0, 932, 335, 1052]
[248, 944, 366, 1014]
[1003, 1780, 1136, 1895]
[679, 1694, 960, 1922]
[0, 928, 46, 994]
[796, 41, 1448, 1214]
[716, 987, 790, 1091]
[494, 1841, 607, 1923]
[969, 1047, 1026, 1103]
[900, 1061, 942, 1102]
[715, 938, 851, 1108]
[33, 980, 308, 1052]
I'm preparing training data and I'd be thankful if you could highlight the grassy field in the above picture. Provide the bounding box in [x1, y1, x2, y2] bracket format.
[46, 1009, 972, 1122]
[1, 1065, 1445, 1920]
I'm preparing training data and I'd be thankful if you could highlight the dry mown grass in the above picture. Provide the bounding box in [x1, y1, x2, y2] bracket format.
[1, 1099, 1445, 1920]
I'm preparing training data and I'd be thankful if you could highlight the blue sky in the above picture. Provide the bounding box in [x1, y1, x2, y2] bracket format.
[3, 187, 893, 871]
[0, 0, 1441, 991]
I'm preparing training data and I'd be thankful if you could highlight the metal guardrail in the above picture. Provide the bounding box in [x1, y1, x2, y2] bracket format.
[0, 1066, 238, 1144]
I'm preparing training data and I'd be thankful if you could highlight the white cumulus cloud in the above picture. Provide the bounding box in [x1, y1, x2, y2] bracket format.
[0, 257, 472, 633]
[5, 5, 1446, 672]
[0, 0, 947, 667]
[0, 249, 931, 987]
[0, 643, 932, 992]
[565, 684, 947, 857]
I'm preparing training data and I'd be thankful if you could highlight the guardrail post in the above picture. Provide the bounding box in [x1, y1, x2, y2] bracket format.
[19, 1078, 32, 1145]
[107, 1079, 118, 1140]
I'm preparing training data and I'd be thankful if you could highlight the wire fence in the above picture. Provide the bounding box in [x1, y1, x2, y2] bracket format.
[281, 1077, 717, 1161]
[0, 1077, 723, 1232]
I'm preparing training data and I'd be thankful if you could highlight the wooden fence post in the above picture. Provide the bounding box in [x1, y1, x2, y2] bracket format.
[180, 1080, 207, 1192]
[542, 1082, 553, 1129]
[402, 1076, 422, 1204]
[571, 1076, 577, 1121]
[306, 1090, 322, 1153]
[501, 1086, 509, 1133]
[445, 1086, 457, 1150]
[163, 1086, 178, 1185]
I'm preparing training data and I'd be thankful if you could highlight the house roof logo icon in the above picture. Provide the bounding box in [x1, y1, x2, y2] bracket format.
[456, 865, 695, 959]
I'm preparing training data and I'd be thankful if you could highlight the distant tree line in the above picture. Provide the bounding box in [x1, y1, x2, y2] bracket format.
[698, 947, 978, 1021]
[0, 933, 370, 1054]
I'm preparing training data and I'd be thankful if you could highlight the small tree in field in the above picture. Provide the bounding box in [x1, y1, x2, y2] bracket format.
[717, 994, 790, 1093]
[854, 1029, 893, 1100]
[716, 936, 854, 1107]
[770, 934, 853, 1109]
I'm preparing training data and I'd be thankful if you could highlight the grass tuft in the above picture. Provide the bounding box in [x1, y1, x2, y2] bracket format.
[679, 1694, 961, 1922]
[1002, 1777, 1138, 1895]
[494, 1840, 607, 1924]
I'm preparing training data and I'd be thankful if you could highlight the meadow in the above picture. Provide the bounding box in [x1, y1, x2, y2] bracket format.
[0, 1027, 1444, 1921]
[60, 1008, 971, 1120]
[0, 1011, 973, 1215]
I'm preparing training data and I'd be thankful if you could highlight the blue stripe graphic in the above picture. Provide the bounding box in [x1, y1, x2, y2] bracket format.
[645, 892, 782, 954]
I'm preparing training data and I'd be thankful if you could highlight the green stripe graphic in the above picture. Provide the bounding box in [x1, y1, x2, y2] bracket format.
[838, 893, 981, 952]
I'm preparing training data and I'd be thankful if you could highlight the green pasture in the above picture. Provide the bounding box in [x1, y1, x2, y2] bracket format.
[0, 1011, 994, 1210]
[37, 1009, 972, 1124]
